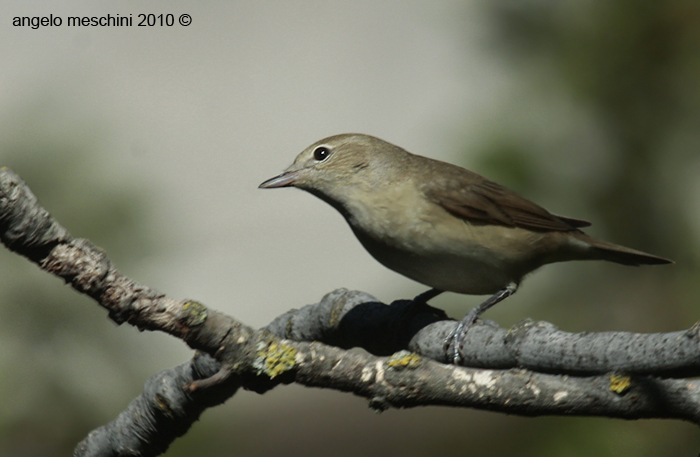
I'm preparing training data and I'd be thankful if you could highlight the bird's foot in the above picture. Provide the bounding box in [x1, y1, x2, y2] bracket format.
[442, 309, 479, 364]
[442, 284, 517, 364]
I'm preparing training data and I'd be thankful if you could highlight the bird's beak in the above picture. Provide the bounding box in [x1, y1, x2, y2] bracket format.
[258, 170, 300, 189]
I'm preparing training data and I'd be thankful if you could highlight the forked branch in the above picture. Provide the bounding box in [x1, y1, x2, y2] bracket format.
[0, 167, 698, 457]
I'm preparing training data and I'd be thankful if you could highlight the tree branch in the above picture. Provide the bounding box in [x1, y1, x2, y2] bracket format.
[265, 289, 700, 377]
[1, 167, 698, 457]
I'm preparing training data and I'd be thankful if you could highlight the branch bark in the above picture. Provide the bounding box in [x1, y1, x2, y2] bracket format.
[1, 167, 698, 457]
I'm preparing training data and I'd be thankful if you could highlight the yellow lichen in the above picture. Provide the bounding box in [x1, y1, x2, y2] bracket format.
[258, 341, 297, 378]
[329, 302, 344, 326]
[182, 300, 207, 326]
[609, 373, 632, 394]
[154, 393, 174, 418]
[386, 351, 421, 369]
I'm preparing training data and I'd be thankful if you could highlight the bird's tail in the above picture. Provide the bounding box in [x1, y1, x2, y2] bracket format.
[578, 235, 673, 266]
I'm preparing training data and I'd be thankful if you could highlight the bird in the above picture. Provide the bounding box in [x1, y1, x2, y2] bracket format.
[259, 133, 672, 363]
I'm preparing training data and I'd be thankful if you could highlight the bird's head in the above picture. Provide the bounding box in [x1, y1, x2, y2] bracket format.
[259, 133, 415, 219]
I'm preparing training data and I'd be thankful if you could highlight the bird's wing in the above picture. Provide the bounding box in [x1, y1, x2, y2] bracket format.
[423, 171, 587, 232]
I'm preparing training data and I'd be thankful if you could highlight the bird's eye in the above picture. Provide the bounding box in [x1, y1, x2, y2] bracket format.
[313, 146, 330, 161]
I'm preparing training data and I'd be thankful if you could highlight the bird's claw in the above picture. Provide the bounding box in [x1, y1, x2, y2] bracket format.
[443, 320, 469, 364]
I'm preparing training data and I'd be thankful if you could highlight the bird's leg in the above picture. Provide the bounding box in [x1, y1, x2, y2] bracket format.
[444, 282, 518, 364]
[406, 288, 447, 318]
[412, 288, 444, 306]
[393, 288, 447, 347]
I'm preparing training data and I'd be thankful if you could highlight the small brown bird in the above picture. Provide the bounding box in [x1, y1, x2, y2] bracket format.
[259, 133, 672, 363]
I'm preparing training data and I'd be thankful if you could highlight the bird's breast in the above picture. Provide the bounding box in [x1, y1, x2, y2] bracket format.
[340, 182, 564, 294]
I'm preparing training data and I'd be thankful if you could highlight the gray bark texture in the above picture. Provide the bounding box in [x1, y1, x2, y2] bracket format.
[1, 167, 698, 457]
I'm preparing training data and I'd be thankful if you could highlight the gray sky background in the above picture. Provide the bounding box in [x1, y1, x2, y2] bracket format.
[2, 0, 512, 328]
[5, 2, 698, 455]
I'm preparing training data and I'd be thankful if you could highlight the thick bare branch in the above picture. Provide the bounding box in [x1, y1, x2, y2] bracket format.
[74, 353, 230, 457]
[1, 166, 699, 457]
[266, 290, 700, 377]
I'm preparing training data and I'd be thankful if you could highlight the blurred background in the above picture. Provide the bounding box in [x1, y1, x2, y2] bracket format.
[1, 0, 699, 455]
